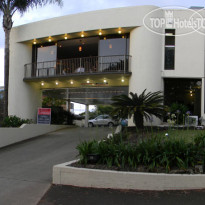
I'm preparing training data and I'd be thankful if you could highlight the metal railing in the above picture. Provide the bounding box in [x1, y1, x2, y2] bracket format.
[24, 55, 131, 79]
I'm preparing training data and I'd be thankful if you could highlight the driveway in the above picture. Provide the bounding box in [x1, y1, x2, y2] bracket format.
[0, 127, 111, 205]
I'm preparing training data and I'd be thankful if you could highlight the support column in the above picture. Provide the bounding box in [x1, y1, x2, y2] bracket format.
[85, 104, 89, 127]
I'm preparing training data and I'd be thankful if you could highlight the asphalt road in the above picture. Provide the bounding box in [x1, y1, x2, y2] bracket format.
[38, 185, 205, 205]
[0, 127, 111, 205]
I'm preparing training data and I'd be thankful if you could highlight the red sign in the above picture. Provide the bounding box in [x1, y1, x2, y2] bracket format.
[37, 108, 51, 124]
[38, 108, 51, 115]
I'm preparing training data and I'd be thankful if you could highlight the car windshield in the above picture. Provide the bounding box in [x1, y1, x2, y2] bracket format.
[95, 116, 103, 120]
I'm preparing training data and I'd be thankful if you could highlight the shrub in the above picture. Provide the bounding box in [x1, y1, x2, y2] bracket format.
[2, 115, 33, 127]
[45, 106, 74, 125]
[76, 133, 205, 172]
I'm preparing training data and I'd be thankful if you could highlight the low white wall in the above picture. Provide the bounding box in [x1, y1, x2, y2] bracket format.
[0, 124, 69, 148]
[53, 160, 205, 191]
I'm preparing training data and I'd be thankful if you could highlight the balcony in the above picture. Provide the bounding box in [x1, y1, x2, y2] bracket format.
[24, 55, 132, 80]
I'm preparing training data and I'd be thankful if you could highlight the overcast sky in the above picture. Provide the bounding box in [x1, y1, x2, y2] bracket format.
[0, 0, 205, 86]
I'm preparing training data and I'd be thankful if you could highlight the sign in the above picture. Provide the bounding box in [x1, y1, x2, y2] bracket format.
[37, 108, 51, 124]
[81, 82, 108, 87]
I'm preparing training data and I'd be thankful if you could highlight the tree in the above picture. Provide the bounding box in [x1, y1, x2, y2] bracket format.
[0, 0, 62, 118]
[111, 89, 164, 129]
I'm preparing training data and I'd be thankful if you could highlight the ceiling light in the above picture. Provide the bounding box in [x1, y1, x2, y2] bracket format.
[81, 33, 85, 38]
[55, 81, 59, 85]
[121, 78, 125, 82]
[87, 80, 90, 83]
[118, 30, 122, 34]
[70, 81, 74, 84]
[103, 79, 107, 83]
[33, 39, 37, 44]
[48, 36, 52, 42]
[41, 82, 44, 86]
[64, 34, 68, 40]
[99, 31, 102, 36]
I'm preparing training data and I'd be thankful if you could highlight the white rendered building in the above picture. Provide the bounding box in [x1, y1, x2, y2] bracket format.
[8, 6, 205, 125]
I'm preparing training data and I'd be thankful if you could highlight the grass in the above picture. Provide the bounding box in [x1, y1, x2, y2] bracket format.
[155, 129, 205, 143]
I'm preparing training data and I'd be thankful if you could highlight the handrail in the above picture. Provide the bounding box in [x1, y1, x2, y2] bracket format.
[24, 55, 131, 79]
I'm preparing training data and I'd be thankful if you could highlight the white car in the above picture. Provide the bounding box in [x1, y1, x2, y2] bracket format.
[88, 115, 117, 128]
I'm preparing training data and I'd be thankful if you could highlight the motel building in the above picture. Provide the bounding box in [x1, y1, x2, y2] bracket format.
[8, 5, 205, 126]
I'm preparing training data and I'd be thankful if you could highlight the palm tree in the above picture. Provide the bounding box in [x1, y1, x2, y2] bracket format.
[112, 89, 164, 129]
[0, 0, 62, 118]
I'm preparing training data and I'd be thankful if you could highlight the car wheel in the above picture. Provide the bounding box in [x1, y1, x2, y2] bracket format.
[108, 122, 114, 128]
[88, 122, 94, 127]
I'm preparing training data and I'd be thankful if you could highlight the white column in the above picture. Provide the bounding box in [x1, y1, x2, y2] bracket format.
[85, 104, 89, 127]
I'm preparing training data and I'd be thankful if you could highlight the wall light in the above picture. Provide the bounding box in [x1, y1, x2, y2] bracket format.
[104, 37, 106, 40]
[48, 36, 52, 42]
[33, 39, 37, 45]
[64, 34, 68, 40]
[99, 31, 102, 36]
[190, 90, 192, 94]
[81, 32, 85, 38]
[118, 30, 122, 34]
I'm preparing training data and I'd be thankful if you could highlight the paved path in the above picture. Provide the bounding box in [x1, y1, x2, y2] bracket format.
[0, 127, 111, 205]
[38, 185, 205, 205]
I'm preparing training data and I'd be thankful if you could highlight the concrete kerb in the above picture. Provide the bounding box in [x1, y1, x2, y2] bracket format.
[53, 160, 205, 191]
[0, 124, 73, 148]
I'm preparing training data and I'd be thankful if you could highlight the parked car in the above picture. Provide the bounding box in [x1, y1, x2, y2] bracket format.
[88, 115, 118, 128]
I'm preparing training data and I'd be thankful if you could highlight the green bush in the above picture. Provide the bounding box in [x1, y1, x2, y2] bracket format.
[2, 115, 33, 127]
[76, 133, 205, 172]
[45, 106, 74, 125]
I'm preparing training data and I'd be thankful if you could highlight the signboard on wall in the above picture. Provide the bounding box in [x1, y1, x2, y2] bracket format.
[37, 108, 51, 124]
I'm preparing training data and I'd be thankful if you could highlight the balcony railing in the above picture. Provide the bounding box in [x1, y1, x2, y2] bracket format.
[24, 55, 131, 79]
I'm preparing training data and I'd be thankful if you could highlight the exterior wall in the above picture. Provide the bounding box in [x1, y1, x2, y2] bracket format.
[162, 9, 205, 119]
[9, 40, 42, 120]
[128, 26, 163, 126]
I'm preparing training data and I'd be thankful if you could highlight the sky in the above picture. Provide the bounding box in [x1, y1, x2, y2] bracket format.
[0, 0, 205, 86]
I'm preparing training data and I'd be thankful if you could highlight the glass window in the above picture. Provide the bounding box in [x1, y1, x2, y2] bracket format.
[165, 29, 175, 70]
[165, 46, 175, 69]
[96, 116, 103, 120]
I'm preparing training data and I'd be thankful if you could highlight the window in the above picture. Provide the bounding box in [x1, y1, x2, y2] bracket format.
[165, 29, 175, 70]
